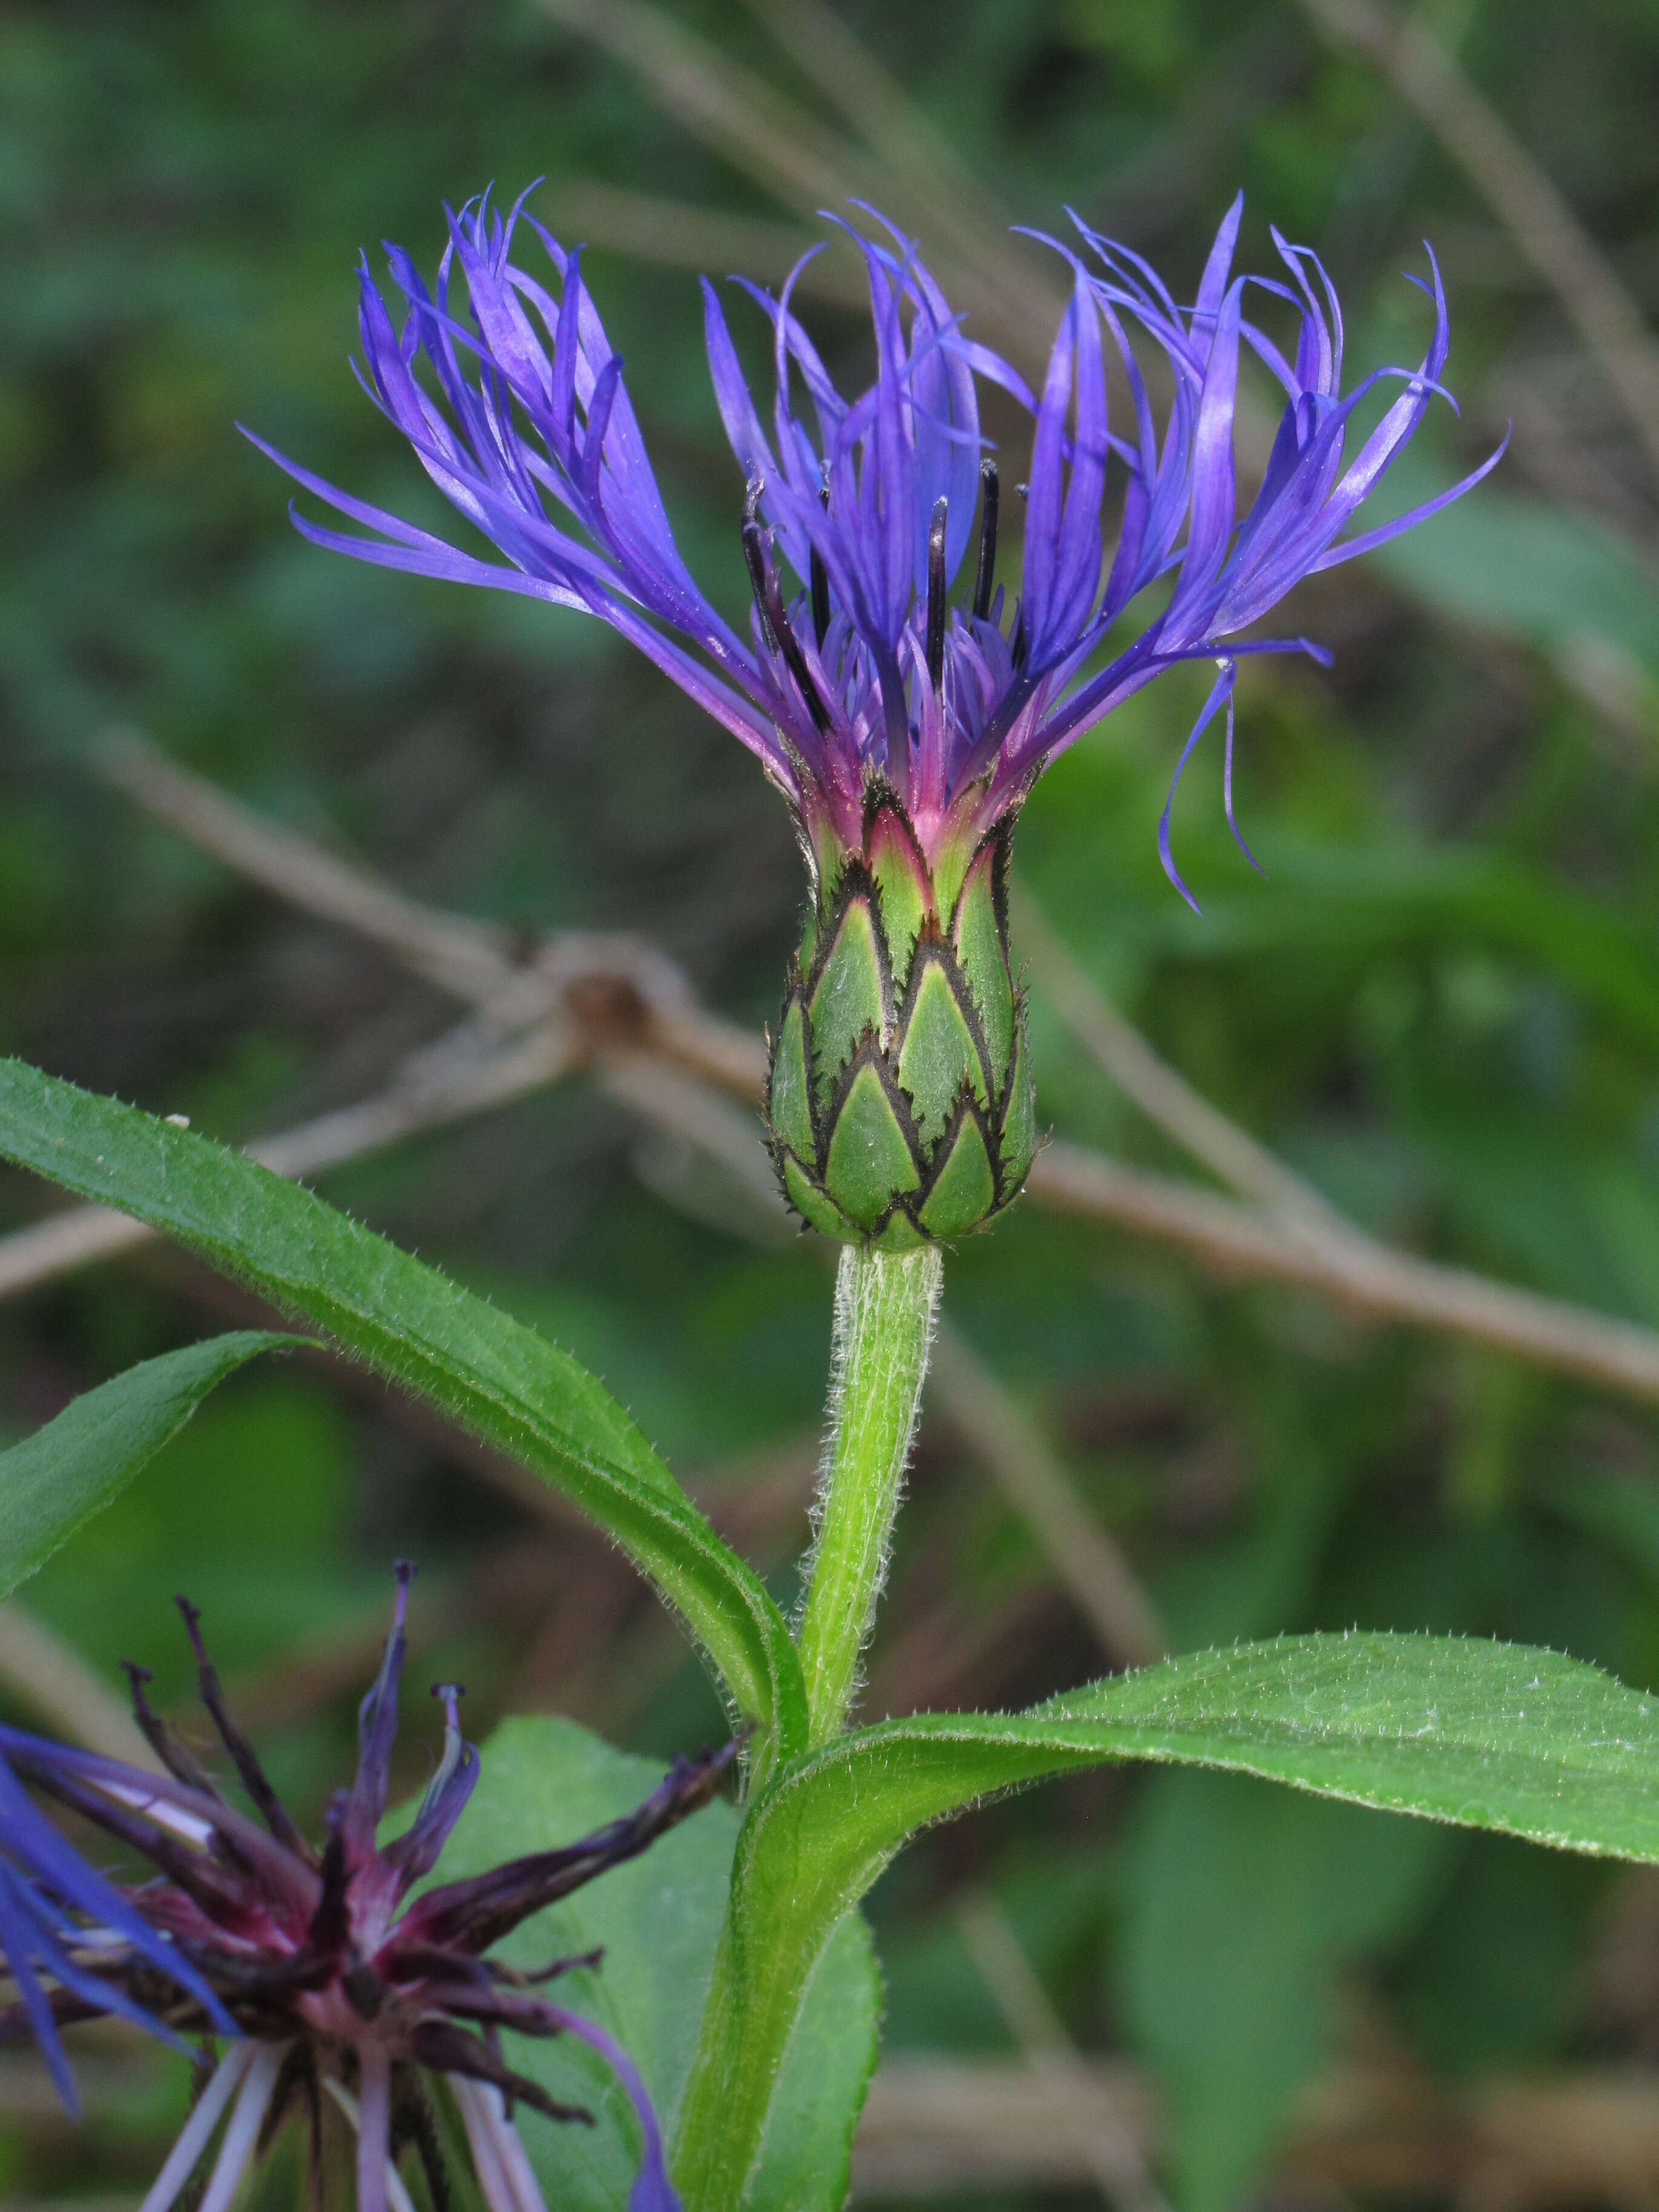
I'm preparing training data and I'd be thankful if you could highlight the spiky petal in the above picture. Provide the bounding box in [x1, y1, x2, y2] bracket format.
[252, 191, 1494, 910]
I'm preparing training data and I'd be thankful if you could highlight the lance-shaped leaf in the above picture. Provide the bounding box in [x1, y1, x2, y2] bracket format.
[0, 1060, 807, 1755]
[674, 1631, 1659, 2204]
[0, 1332, 302, 1601]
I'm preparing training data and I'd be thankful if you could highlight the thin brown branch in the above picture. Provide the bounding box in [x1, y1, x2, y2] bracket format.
[530, 0, 1065, 378]
[16, 731, 1659, 1425]
[1030, 1139, 1659, 1404]
[532, 0, 879, 254]
[852, 2053, 1659, 2205]
[1297, 0, 1659, 479]
[732, 0, 1010, 243]
[1013, 883, 1346, 1237]
[1013, 888, 1659, 1403]
[854, 2055, 1158, 2202]
[98, 728, 517, 1006]
[0, 1017, 578, 1300]
[729, 0, 1064, 348]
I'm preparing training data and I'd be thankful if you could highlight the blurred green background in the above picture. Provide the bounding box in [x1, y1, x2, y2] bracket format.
[5, 0, 1659, 2205]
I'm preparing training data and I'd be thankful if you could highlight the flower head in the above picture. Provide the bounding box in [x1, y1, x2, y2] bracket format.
[250, 189, 1499, 1245]
[250, 188, 1498, 908]
[0, 1566, 732, 2212]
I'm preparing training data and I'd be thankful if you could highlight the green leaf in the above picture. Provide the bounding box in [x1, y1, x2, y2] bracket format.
[0, 1059, 805, 1755]
[674, 1630, 1659, 2207]
[0, 1331, 300, 1601]
[429, 1714, 880, 2212]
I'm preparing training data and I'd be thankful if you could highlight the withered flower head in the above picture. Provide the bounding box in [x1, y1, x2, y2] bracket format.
[0, 1566, 734, 2212]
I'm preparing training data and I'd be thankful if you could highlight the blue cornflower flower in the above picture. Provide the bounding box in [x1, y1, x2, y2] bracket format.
[0, 1567, 729, 2212]
[250, 191, 1498, 1247]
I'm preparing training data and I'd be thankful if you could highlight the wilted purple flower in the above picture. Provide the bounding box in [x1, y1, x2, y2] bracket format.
[0, 1566, 731, 2212]
[250, 190, 1498, 1245]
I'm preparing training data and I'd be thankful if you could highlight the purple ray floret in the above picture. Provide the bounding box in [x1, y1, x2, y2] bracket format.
[0, 1752, 235, 2112]
[0, 1571, 732, 2212]
[251, 189, 1500, 906]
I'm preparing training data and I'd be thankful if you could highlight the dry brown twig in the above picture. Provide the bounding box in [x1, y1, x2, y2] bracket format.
[8, 731, 1659, 1418]
[1013, 885, 1347, 1239]
[929, 1328, 1167, 1671]
[10, 731, 1659, 1424]
[550, 183, 870, 310]
[531, 0, 1066, 380]
[851, 2051, 1659, 2204]
[0, 1008, 580, 1299]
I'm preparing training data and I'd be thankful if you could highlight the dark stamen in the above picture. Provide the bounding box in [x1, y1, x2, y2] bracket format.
[972, 460, 999, 622]
[18, 1757, 246, 1918]
[811, 475, 831, 646]
[175, 1600, 307, 1852]
[925, 497, 948, 692]
[741, 480, 780, 653]
[306, 1792, 350, 1954]
[175, 1597, 312, 1862]
[403, 1741, 737, 1955]
[742, 492, 833, 736]
[120, 1660, 218, 1799]
[1011, 608, 1028, 670]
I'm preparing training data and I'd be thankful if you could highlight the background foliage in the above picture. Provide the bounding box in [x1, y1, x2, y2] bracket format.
[4, 0, 1659, 2205]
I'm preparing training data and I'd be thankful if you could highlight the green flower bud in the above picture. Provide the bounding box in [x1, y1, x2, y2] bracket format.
[765, 785, 1038, 1247]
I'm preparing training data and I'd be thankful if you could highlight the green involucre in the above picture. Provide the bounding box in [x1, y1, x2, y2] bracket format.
[765, 787, 1037, 1245]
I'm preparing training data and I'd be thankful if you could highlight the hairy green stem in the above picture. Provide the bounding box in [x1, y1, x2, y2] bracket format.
[796, 1242, 943, 1748]
[672, 1241, 940, 2205]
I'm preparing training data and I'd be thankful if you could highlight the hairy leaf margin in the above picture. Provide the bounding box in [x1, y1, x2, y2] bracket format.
[0, 1060, 806, 1753]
